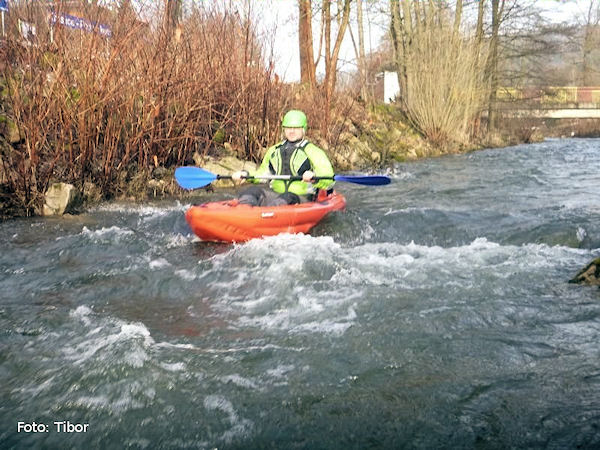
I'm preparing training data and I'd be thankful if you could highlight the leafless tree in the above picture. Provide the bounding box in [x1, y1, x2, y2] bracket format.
[577, 0, 600, 85]
[298, 0, 317, 88]
[388, 1, 487, 146]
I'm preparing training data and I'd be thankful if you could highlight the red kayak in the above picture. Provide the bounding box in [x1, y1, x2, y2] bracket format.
[185, 191, 346, 243]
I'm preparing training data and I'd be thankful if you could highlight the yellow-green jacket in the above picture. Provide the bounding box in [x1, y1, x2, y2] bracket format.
[251, 139, 335, 196]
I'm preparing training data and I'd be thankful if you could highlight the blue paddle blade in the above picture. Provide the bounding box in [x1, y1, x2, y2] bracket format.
[333, 175, 391, 186]
[175, 166, 218, 189]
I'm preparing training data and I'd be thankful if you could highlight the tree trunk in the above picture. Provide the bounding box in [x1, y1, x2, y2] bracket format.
[357, 0, 368, 101]
[166, 0, 182, 27]
[487, 0, 500, 132]
[581, 0, 600, 85]
[475, 0, 485, 49]
[323, 0, 351, 100]
[583, 26, 592, 85]
[164, 0, 182, 41]
[454, 0, 463, 36]
[324, 0, 331, 84]
[318, 0, 351, 134]
[401, 0, 413, 37]
[390, 1, 403, 78]
[390, 1, 406, 103]
[298, 0, 317, 88]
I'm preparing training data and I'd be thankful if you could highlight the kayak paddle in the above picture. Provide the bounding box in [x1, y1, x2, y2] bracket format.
[175, 166, 391, 190]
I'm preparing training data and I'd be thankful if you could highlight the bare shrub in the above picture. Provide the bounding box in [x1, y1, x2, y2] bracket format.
[391, 6, 487, 149]
[1, 1, 293, 212]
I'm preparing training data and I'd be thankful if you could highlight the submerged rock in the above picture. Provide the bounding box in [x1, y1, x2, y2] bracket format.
[569, 258, 600, 286]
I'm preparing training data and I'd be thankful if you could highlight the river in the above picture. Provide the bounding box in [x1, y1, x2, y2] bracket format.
[2, 138, 600, 449]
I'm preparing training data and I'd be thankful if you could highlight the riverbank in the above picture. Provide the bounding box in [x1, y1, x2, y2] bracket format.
[1, 105, 599, 221]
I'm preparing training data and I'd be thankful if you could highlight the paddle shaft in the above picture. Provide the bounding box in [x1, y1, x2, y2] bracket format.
[217, 174, 331, 182]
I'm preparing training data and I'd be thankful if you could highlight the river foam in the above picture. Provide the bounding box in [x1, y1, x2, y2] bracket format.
[183, 233, 593, 339]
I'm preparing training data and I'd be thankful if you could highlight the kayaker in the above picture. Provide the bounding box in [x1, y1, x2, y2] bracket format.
[231, 110, 335, 206]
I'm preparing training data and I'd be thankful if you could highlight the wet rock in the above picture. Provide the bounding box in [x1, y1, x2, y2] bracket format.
[147, 178, 167, 196]
[43, 182, 79, 216]
[569, 258, 600, 286]
[333, 134, 372, 170]
[406, 147, 418, 159]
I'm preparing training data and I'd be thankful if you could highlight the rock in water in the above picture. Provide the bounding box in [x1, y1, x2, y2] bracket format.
[43, 183, 79, 216]
[569, 258, 600, 286]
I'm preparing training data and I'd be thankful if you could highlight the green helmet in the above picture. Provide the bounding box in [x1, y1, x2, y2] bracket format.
[282, 110, 307, 130]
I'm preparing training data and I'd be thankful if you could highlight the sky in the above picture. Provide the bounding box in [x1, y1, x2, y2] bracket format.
[538, 0, 593, 22]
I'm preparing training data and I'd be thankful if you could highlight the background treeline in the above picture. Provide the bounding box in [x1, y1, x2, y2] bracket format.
[1, 0, 599, 217]
[383, 0, 600, 145]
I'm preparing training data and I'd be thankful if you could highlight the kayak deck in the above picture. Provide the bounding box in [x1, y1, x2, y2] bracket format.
[185, 192, 346, 243]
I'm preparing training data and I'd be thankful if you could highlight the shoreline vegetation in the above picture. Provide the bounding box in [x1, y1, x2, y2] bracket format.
[1, 2, 600, 220]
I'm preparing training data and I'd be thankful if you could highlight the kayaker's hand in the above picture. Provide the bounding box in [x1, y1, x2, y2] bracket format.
[232, 170, 249, 184]
[302, 170, 315, 183]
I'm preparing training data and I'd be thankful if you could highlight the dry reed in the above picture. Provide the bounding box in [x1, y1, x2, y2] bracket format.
[0, 2, 298, 213]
